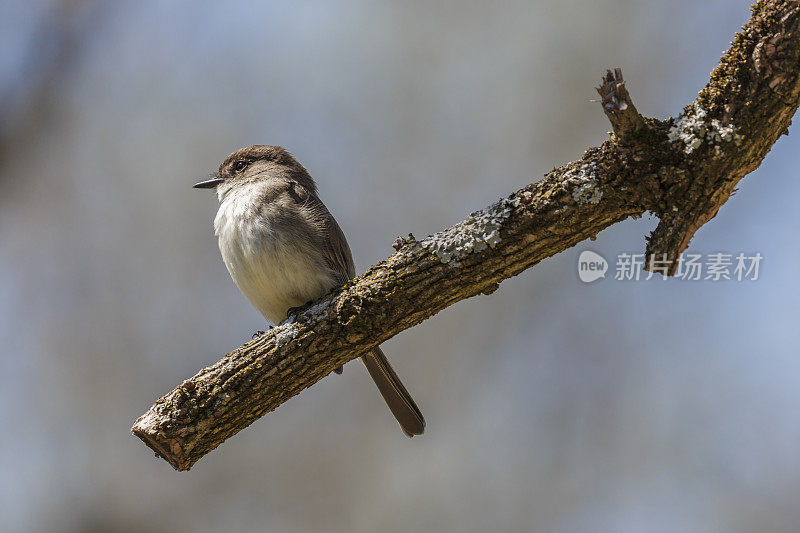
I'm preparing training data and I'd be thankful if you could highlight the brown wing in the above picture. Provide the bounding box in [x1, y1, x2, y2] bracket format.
[304, 191, 355, 283]
[321, 208, 357, 281]
[286, 182, 355, 284]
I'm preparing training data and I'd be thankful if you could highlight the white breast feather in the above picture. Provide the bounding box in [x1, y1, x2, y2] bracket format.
[214, 182, 337, 325]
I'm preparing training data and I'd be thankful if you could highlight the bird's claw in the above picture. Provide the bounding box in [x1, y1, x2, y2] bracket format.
[287, 300, 314, 318]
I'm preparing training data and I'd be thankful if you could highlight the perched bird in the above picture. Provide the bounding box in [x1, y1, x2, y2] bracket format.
[194, 145, 425, 437]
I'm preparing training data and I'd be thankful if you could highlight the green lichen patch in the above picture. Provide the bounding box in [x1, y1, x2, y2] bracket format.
[272, 323, 298, 346]
[420, 197, 520, 263]
[667, 105, 744, 155]
[564, 162, 603, 204]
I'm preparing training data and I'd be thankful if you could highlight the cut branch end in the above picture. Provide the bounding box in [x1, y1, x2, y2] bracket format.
[596, 68, 646, 140]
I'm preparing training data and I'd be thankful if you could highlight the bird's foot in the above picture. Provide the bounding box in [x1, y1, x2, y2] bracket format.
[252, 325, 273, 339]
[287, 300, 315, 318]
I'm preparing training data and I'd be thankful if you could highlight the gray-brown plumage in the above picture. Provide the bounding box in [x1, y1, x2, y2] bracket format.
[194, 145, 425, 437]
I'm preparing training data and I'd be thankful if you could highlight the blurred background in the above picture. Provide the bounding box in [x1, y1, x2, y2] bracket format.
[2, 0, 798, 531]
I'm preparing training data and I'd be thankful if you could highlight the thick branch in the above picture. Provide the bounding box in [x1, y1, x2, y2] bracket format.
[133, 0, 800, 471]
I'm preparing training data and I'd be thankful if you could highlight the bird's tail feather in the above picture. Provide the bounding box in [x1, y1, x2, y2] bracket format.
[361, 347, 425, 437]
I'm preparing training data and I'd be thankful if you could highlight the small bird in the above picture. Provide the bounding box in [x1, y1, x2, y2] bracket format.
[194, 145, 425, 437]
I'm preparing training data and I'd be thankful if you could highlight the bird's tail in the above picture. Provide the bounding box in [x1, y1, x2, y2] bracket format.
[361, 347, 425, 437]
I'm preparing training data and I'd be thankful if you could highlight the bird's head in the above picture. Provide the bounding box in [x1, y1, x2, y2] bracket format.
[193, 145, 316, 200]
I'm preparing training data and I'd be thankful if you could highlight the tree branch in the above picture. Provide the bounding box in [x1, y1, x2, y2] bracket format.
[132, 0, 800, 471]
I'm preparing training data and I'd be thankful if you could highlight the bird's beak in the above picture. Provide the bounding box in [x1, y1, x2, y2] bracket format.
[193, 175, 224, 189]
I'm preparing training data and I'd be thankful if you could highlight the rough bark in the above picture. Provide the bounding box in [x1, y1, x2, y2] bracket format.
[133, 0, 800, 471]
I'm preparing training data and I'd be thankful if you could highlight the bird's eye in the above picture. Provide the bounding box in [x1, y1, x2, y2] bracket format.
[234, 160, 248, 172]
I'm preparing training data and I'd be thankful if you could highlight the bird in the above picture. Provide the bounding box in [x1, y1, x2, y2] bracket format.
[193, 145, 425, 437]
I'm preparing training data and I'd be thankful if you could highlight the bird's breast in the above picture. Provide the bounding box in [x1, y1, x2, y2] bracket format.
[214, 185, 338, 324]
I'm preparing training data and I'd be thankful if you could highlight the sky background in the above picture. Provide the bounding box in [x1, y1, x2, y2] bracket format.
[2, 1, 799, 532]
